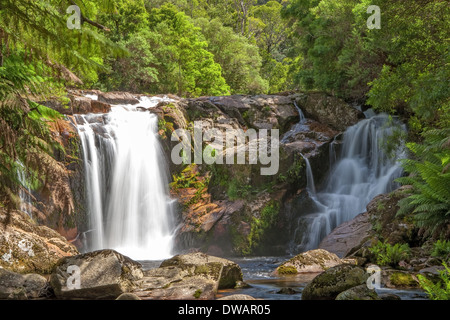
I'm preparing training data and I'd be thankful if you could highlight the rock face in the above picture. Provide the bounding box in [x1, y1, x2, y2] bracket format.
[50, 250, 143, 299]
[134, 252, 243, 300]
[0, 268, 50, 299]
[98, 91, 139, 105]
[0, 209, 78, 274]
[301, 264, 368, 300]
[319, 212, 374, 258]
[275, 249, 346, 275]
[295, 92, 363, 131]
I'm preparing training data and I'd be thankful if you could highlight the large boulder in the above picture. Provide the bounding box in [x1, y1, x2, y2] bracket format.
[0, 210, 78, 274]
[275, 249, 352, 275]
[50, 249, 143, 299]
[0, 268, 50, 299]
[134, 252, 243, 300]
[301, 264, 368, 300]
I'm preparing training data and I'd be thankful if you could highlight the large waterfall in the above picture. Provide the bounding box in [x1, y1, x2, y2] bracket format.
[75, 96, 176, 260]
[290, 112, 405, 253]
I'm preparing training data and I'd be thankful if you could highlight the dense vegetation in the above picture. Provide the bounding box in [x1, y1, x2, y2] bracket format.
[0, 0, 448, 296]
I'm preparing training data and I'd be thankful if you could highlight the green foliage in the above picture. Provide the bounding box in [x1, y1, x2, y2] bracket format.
[418, 262, 450, 300]
[396, 128, 450, 236]
[195, 18, 267, 94]
[369, 241, 411, 267]
[431, 240, 450, 262]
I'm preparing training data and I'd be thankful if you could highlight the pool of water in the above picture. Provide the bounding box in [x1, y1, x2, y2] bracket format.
[140, 256, 429, 300]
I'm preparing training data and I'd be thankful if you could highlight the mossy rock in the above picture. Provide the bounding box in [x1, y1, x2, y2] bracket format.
[301, 264, 368, 300]
[277, 265, 298, 275]
[335, 284, 381, 300]
[389, 272, 419, 288]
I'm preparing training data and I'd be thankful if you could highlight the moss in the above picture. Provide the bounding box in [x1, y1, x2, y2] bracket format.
[277, 265, 298, 275]
[390, 272, 418, 287]
[193, 289, 202, 299]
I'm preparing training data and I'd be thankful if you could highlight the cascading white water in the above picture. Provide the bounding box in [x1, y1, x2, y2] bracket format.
[281, 101, 307, 144]
[76, 96, 176, 260]
[290, 113, 405, 252]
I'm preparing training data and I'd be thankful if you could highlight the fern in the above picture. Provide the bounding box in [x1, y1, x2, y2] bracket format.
[396, 127, 450, 236]
[418, 262, 450, 300]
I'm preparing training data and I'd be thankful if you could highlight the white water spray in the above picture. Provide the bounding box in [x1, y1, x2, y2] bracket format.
[76, 96, 176, 260]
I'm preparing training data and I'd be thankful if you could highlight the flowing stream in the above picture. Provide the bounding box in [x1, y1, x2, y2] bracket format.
[75, 96, 176, 260]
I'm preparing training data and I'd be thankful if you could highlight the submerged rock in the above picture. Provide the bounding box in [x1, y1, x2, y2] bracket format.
[50, 249, 143, 299]
[0, 268, 50, 300]
[301, 264, 368, 300]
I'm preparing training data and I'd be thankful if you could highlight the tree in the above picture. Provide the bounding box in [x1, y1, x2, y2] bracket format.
[147, 4, 230, 97]
[195, 18, 268, 94]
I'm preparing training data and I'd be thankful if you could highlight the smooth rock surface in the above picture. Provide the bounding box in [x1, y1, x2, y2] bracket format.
[50, 249, 143, 299]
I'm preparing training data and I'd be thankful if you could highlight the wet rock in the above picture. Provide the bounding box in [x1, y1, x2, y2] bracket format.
[50, 249, 143, 299]
[70, 95, 92, 114]
[98, 91, 139, 105]
[90, 100, 111, 113]
[277, 287, 299, 295]
[335, 284, 381, 300]
[301, 264, 368, 300]
[319, 212, 373, 258]
[379, 293, 401, 300]
[0, 209, 79, 274]
[275, 249, 347, 275]
[0, 268, 50, 299]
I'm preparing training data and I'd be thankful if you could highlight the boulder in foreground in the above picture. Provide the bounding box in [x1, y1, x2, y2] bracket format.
[134, 252, 243, 300]
[301, 264, 368, 300]
[50, 249, 143, 299]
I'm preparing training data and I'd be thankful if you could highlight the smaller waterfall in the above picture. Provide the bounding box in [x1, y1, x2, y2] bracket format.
[290, 113, 406, 253]
[301, 154, 316, 195]
[281, 101, 307, 143]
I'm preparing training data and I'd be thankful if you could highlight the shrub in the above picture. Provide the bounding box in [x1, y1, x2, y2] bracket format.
[369, 241, 411, 267]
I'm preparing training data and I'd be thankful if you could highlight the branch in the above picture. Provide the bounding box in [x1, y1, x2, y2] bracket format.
[69, 0, 110, 31]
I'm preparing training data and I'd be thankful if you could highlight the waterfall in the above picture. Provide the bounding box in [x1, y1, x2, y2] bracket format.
[16, 161, 33, 218]
[281, 101, 307, 144]
[291, 113, 405, 252]
[75, 96, 176, 260]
